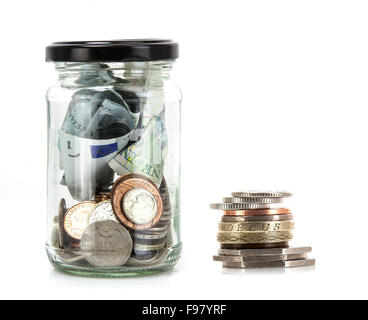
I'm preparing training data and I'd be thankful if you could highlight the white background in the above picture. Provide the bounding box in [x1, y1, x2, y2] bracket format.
[0, 0, 368, 300]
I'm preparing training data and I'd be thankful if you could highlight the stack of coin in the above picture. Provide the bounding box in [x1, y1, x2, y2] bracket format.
[210, 191, 315, 269]
[128, 178, 171, 262]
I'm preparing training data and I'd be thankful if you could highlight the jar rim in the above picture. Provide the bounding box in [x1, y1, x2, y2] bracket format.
[46, 39, 179, 63]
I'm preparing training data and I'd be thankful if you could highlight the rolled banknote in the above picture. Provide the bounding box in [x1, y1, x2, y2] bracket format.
[61, 89, 135, 139]
[74, 63, 120, 86]
[73, 63, 141, 124]
[59, 88, 136, 201]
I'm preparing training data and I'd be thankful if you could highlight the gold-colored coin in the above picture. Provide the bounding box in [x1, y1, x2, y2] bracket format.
[64, 201, 96, 240]
[217, 231, 293, 244]
[218, 221, 294, 232]
[93, 192, 111, 203]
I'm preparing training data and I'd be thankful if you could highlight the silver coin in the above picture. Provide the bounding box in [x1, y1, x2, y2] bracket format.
[89, 200, 118, 224]
[51, 226, 60, 249]
[231, 190, 292, 198]
[221, 214, 294, 222]
[209, 203, 270, 210]
[80, 221, 133, 267]
[222, 258, 315, 269]
[134, 236, 167, 246]
[214, 253, 307, 263]
[56, 249, 85, 263]
[134, 242, 166, 251]
[123, 187, 158, 225]
[223, 197, 283, 204]
[133, 231, 167, 240]
[159, 215, 171, 222]
[127, 249, 167, 266]
[218, 246, 312, 256]
[140, 223, 168, 234]
[163, 209, 172, 215]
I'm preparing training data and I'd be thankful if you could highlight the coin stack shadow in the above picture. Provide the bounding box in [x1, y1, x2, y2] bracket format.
[210, 191, 315, 269]
[127, 178, 172, 262]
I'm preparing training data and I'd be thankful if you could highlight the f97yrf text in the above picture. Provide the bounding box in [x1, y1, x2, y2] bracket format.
[142, 304, 227, 318]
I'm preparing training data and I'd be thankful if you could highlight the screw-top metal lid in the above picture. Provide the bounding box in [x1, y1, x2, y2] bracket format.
[46, 39, 179, 62]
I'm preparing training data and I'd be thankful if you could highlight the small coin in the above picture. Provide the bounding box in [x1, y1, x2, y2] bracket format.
[231, 190, 293, 198]
[159, 177, 171, 206]
[80, 221, 133, 267]
[219, 221, 294, 232]
[93, 193, 111, 203]
[222, 258, 315, 269]
[218, 246, 312, 256]
[221, 242, 290, 249]
[159, 215, 171, 222]
[89, 200, 118, 224]
[217, 231, 293, 244]
[134, 242, 166, 251]
[64, 201, 95, 240]
[222, 208, 291, 216]
[55, 248, 85, 263]
[139, 223, 168, 234]
[223, 197, 283, 204]
[134, 237, 167, 246]
[132, 250, 158, 260]
[221, 214, 294, 222]
[213, 253, 307, 262]
[132, 231, 168, 240]
[63, 236, 82, 250]
[123, 188, 158, 224]
[163, 209, 172, 215]
[58, 198, 67, 248]
[111, 174, 163, 230]
[51, 226, 60, 249]
[210, 203, 270, 210]
[127, 249, 167, 266]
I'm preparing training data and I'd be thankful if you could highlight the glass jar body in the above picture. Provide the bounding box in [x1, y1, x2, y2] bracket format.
[46, 61, 182, 277]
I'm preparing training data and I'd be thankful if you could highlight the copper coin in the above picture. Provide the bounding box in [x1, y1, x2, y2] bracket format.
[221, 214, 294, 222]
[64, 201, 96, 240]
[111, 174, 163, 230]
[223, 208, 291, 216]
[58, 198, 67, 248]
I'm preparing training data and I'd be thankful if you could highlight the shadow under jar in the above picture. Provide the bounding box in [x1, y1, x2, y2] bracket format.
[45, 40, 182, 277]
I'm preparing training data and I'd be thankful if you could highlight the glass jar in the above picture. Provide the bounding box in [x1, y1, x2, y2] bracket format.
[45, 40, 182, 277]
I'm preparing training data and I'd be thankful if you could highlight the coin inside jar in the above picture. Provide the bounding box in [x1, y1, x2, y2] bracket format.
[58, 198, 67, 248]
[64, 201, 96, 240]
[123, 187, 158, 224]
[111, 174, 163, 230]
[80, 221, 133, 268]
[89, 200, 118, 224]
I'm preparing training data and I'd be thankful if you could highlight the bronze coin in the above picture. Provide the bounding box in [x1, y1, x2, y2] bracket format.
[221, 214, 294, 222]
[58, 198, 67, 248]
[111, 174, 163, 231]
[93, 191, 111, 203]
[222, 208, 291, 216]
[64, 201, 96, 240]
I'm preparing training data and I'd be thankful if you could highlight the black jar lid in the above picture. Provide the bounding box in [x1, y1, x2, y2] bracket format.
[46, 39, 178, 62]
